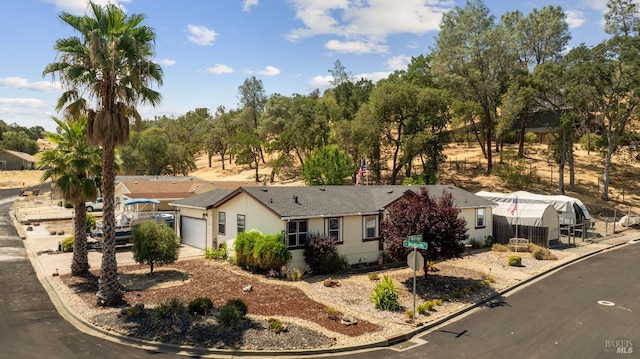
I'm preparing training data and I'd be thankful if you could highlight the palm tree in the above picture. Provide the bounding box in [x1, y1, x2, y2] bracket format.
[37, 117, 102, 277]
[43, 1, 163, 306]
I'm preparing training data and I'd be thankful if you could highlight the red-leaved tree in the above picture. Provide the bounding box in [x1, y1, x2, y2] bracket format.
[381, 188, 468, 269]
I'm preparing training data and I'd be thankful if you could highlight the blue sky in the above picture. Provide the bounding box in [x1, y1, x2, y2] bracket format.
[0, 0, 617, 132]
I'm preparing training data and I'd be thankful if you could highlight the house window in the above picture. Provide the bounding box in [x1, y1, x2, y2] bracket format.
[364, 215, 378, 239]
[286, 220, 308, 248]
[326, 217, 342, 242]
[237, 214, 245, 233]
[218, 212, 226, 235]
[476, 208, 485, 228]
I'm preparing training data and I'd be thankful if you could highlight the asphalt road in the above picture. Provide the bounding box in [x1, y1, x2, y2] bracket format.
[1, 186, 637, 358]
[0, 189, 184, 358]
[369, 241, 639, 359]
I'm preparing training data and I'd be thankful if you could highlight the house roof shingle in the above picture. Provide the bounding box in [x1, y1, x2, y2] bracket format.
[170, 189, 233, 209]
[1, 150, 36, 163]
[215, 185, 495, 219]
[119, 180, 213, 200]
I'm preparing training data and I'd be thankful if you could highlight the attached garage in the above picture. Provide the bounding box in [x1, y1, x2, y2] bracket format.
[180, 216, 207, 249]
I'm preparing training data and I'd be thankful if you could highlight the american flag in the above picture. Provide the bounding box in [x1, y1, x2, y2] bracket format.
[355, 158, 367, 186]
[508, 197, 518, 216]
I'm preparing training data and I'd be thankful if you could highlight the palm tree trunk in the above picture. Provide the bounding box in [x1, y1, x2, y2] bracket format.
[71, 200, 90, 276]
[96, 143, 123, 306]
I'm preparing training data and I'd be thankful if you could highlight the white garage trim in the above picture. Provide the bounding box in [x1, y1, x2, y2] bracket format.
[180, 216, 207, 249]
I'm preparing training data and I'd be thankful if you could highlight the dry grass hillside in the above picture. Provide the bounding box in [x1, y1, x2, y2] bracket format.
[3, 142, 639, 220]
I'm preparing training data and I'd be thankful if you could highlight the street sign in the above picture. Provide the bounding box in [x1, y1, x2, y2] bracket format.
[403, 240, 428, 250]
[409, 234, 423, 243]
[407, 251, 424, 271]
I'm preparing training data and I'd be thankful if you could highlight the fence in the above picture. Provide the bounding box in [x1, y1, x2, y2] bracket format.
[493, 221, 549, 248]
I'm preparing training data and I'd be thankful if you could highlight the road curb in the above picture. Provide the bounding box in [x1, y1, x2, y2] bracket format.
[17, 206, 639, 358]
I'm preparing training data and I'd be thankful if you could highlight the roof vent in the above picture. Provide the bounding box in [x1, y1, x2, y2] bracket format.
[387, 190, 393, 194]
[293, 195, 299, 204]
[261, 188, 268, 192]
[320, 188, 325, 191]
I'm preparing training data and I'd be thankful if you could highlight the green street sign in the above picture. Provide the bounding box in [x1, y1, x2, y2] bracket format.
[403, 240, 428, 250]
[415, 242, 428, 250]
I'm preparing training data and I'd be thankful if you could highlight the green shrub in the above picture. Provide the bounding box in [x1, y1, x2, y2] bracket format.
[492, 243, 510, 252]
[323, 306, 340, 320]
[469, 238, 482, 249]
[508, 256, 522, 266]
[484, 236, 494, 247]
[61, 236, 74, 252]
[368, 273, 380, 281]
[452, 290, 462, 299]
[417, 301, 435, 315]
[234, 231, 291, 272]
[204, 243, 227, 260]
[405, 309, 415, 320]
[371, 275, 400, 311]
[234, 230, 261, 269]
[131, 221, 181, 275]
[225, 299, 248, 317]
[217, 305, 242, 329]
[152, 298, 189, 329]
[492, 159, 539, 187]
[579, 133, 606, 152]
[530, 245, 558, 260]
[188, 297, 214, 316]
[285, 268, 303, 281]
[303, 234, 348, 275]
[268, 318, 286, 333]
[434, 298, 443, 306]
[442, 294, 451, 302]
[253, 233, 291, 271]
[85, 213, 97, 232]
[524, 132, 538, 145]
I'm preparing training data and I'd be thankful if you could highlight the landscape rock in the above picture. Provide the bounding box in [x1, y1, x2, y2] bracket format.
[243, 285, 253, 292]
[341, 315, 358, 326]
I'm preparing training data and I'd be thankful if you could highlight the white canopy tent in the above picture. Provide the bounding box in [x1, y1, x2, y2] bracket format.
[476, 190, 590, 225]
[492, 202, 560, 241]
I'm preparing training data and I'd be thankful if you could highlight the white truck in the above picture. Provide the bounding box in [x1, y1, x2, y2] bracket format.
[85, 198, 104, 212]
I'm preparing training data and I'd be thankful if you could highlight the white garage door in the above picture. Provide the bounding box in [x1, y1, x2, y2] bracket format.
[180, 216, 207, 249]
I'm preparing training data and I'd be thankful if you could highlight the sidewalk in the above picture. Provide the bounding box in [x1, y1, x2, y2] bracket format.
[13, 204, 203, 278]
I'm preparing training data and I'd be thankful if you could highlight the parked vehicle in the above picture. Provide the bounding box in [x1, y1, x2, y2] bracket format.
[85, 198, 104, 212]
[91, 198, 175, 244]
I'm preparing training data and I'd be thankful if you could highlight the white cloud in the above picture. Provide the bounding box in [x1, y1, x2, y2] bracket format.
[581, 0, 609, 11]
[565, 10, 586, 29]
[308, 75, 333, 90]
[386, 55, 410, 71]
[0, 77, 60, 92]
[156, 59, 176, 66]
[187, 25, 217, 46]
[206, 64, 234, 74]
[308, 70, 390, 90]
[286, 0, 448, 43]
[47, 0, 130, 14]
[243, 0, 259, 12]
[354, 71, 391, 83]
[258, 66, 281, 76]
[325, 39, 388, 54]
[0, 98, 47, 108]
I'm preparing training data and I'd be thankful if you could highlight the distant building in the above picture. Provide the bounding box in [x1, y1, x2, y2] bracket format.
[0, 150, 36, 170]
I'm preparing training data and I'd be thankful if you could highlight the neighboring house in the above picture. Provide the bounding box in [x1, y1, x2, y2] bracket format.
[170, 185, 496, 270]
[0, 150, 36, 170]
[115, 179, 215, 210]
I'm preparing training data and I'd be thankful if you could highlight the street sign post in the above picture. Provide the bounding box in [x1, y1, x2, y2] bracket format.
[403, 235, 428, 323]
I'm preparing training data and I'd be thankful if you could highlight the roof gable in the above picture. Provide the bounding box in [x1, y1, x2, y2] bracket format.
[1, 150, 36, 163]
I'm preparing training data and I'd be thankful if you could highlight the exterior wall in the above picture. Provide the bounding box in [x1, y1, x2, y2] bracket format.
[216, 192, 284, 259]
[459, 207, 494, 244]
[176, 207, 213, 248]
[0, 152, 34, 170]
